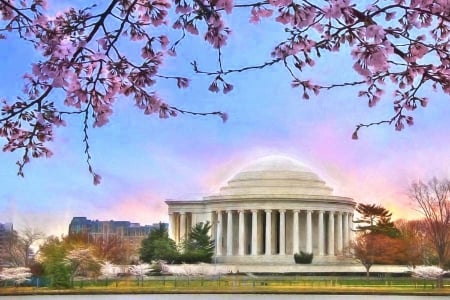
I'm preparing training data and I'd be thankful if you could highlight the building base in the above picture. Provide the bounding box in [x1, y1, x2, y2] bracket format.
[210, 263, 410, 274]
[215, 254, 355, 265]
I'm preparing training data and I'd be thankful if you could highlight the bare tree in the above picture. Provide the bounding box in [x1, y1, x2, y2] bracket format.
[395, 219, 427, 267]
[3, 231, 24, 267]
[409, 178, 450, 268]
[20, 227, 45, 267]
[3, 227, 44, 267]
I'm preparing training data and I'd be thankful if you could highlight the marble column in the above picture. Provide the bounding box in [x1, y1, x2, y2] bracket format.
[337, 212, 344, 254]
[306, 210, 312, 253]
[227, 210, 233, 256]
[328, 211, 335, 256]
[191, 213, 197, 228]
[180, 212, 186, 242]
[265, 209, 272, 255]
[343, 212, 349, 251]
[293, 210, 299, 254]
[238, 210, 245, 256]
[318, 210, 324, 256]
[207, 211, 214, 235]
[279, 210, 286, 255]
[251, 210, 258, 255]
[216, 211, 223, 256]
[169, 213, 175, 241]
[349, 213, 354, 242]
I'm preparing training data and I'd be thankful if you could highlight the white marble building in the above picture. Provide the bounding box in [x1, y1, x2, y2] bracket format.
[166, 156, 356, 265]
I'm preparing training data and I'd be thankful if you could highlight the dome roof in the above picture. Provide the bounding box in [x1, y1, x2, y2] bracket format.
[217, 156, 333, 197]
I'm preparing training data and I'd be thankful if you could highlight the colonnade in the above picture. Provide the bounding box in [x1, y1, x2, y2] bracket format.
[170, 209, 353, 257]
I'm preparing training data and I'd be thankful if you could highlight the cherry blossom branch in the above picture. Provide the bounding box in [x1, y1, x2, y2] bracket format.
[2, 0, 450, 183]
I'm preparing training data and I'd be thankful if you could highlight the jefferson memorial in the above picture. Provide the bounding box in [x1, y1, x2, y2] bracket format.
[166, 156, 356, 265]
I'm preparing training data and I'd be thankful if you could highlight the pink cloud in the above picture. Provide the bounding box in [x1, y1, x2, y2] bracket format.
[93, 191, 168, 225]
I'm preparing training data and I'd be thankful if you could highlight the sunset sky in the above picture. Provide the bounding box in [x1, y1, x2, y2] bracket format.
[1, 1, 450, 236]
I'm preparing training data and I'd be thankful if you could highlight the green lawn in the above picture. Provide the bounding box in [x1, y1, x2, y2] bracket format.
[2, 276, 450, 296]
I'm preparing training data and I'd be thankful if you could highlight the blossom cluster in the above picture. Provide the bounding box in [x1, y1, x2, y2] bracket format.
[0, 267, 32, 284]
[1, 0, 450, 181]
[411, 265, 448, 279]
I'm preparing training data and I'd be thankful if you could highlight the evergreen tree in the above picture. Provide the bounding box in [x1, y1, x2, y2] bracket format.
[182, 221, 215, 263]
[354, 203, 400, 237]
[139, 223, 178, 263]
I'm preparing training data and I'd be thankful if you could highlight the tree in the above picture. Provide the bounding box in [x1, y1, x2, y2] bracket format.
[411, 265, 448, 289]
[2, 227, 44, 267]
[19, 227, 45, 267]
[182, 221, 215, 263]
[64, 247, 102, 285]
[409, 178, 450, 268]
[139, 223, 178, 263]
[1, 1, 450, 182]
[67, 232, 133, 264]
[395, 219, 428, 267]
[91, 235, 134, 265]
[0, 267, 32, 286]
[354, 203, 400, 237]
[351, 232, 404, 277]
[2, 230, 24, 267]
[129, 263, 152, 287]
[100, 261, 121, 286]
[37, 236, 71, 288]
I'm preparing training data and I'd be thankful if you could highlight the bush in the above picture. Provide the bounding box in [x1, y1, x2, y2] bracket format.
[294, 251, 313, 264]
[175, 250, 212, 264]
[47, 263, 71, 289]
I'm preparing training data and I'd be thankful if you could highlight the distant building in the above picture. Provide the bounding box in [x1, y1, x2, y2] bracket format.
[68, 217, 167, 262]
[0, 222, 13, 267]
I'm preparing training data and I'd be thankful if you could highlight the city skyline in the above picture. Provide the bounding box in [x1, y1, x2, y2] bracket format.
[1, 1, 450, 237]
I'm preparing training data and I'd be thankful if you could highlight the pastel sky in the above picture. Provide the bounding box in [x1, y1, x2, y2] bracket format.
[1, 1, 450, 236]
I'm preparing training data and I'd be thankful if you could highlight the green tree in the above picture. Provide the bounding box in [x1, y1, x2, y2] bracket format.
[139, 224, 178, 263]
[38, 236, 71, 289]
[182, 221, 215, 263]
[354, 203, 400, 237]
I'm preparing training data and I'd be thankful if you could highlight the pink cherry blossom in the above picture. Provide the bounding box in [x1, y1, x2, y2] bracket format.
[250, 6, 273, 24]
[223, 82, 233, 94]
[216, 0, 233, 14]
[208, 80, 219, 93]
[365, 25, 385, 42]
[1, 0, 450, 183]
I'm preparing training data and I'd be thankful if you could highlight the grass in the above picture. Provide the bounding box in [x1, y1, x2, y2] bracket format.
[2, 275, 450, 296]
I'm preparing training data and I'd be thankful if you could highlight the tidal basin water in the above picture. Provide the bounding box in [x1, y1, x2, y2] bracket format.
[1, 295, 448, 300]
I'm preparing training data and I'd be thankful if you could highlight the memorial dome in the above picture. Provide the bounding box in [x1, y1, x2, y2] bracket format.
[218, 156, 333, 197]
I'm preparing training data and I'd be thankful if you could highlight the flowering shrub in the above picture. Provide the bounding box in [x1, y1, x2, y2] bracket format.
[0, 267, 32, 286]
[411, 265, 448, 280]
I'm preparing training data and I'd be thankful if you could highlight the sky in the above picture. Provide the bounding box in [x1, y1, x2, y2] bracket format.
[1, 1, 450, 236]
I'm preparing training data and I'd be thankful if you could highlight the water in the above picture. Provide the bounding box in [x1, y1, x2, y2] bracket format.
[0, 295, 447, 299]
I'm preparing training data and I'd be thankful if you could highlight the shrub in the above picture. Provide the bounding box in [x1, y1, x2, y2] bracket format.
[47, 263, 71, 289]
[294, 251, 313, 264]
[175, 250, 212, 264]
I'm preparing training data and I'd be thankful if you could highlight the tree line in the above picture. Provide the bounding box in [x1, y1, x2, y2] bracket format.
[352, 178, 450, 283]
[1, 178, 450, 288]
[0, 221, 215, 288]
